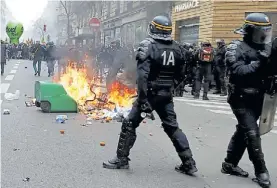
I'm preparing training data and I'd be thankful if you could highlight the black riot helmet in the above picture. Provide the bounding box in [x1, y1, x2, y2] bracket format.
[215, 39, 225, 48]
[235, 13, 272, 44]
[148, 15, 172, 41]
[183, 42, 192, 50]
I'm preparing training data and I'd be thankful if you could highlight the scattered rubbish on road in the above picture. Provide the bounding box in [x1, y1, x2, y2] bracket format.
[25, 101, 33, 107]
[149, 133, 153, 136]
[24, 94, 33, 98]
[80, 124, 87, 127]
[25, 67, 27, 69]
[13, 148, 20, 151]
[60, 130, 65, 134]
[22, 177, 30, 182]
[100, 141, 106, 146]
[197, 127, 202, 130]
[56, 115, 68, 123]
[143, 120, 146, 123]
[3, 109, 10, 115]
[25, 99, 36, 107]
[4, 90, 20, 100]
[86, 117, 93, 125]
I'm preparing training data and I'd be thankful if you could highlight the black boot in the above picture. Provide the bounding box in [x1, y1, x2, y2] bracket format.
[103, 119, 136, 169]
[253, 172, 271, 188]
[175, 149, 198, 175]
[38, 72, 40, 76]
[220, 89, 227, 96]
[194, 93, 200, 99]
[48, 73, 51, 77]
[221, 162, 249, 177]
[34, 71, 37, 76]
[213, 90, 221, 94]
[202, 93, 209, 100]
[222, 125, 249, 177]
[246, 130, 271, 188]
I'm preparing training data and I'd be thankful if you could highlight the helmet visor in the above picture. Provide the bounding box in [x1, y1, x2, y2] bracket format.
[252, 25, 272, 44]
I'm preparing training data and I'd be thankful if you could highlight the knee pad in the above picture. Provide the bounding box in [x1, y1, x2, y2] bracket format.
[163, 126, 178, 137]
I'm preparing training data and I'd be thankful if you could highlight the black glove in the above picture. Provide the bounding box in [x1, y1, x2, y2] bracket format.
[140, 101, 152, 113]
[257, 50, 269, 63]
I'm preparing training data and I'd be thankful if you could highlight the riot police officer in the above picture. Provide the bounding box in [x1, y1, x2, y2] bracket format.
[222, 13, 272, 188]
[213, 39, 227, 96]
[103, 15, 198, 175]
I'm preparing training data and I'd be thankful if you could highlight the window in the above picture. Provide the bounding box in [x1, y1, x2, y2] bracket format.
[120, 1, 124, 13]
[120, 1, 128, 13]
[102, 2, 108, 20]
[110, 1, 117, 17]
[178, 17, 200, 44]
[132, 1, 140, 8]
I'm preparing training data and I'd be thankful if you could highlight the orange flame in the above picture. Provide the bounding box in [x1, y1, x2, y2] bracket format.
[55, 64, 136, 111]
[108, 81, 137, 107]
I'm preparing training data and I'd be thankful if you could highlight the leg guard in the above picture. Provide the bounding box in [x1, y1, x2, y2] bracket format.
[245, 130, 271, 187]
[245, 130, 268, 174]
[225, 125, 247, 166]
[222, 125, 249, 177]
[116, 118, 137, 158]
[103, 118, 137, 169]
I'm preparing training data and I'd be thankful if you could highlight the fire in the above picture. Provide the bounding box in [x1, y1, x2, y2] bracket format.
[108, 81, 137, 107]
[55, 64, 136, 111]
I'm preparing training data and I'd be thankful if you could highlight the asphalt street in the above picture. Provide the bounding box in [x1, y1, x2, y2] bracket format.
[1, 59, 277, 188]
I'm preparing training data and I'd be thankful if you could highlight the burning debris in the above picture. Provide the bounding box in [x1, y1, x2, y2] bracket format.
[54, 64, 137, 122]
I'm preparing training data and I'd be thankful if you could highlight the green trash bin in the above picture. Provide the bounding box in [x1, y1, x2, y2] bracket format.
[34, 81, 78, 113]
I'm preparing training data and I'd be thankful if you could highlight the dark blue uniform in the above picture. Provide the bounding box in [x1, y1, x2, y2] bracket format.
[103, 37, 197, 175]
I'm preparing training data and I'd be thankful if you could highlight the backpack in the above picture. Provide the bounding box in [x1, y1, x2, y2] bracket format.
[199, 46, 213, 62]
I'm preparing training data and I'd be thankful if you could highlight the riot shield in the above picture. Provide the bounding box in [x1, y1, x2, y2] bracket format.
[259, 37, 277, 135]
[259, 92, 277, 135]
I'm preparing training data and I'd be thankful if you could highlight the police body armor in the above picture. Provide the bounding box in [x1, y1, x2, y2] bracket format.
[147, 39, 183, 93]
[259, 37, 277, 135]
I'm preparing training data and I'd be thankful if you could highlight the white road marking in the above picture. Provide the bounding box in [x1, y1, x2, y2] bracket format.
[0, 83, 10, 93]
[10, 70, 17, 74]
[5, 75, 14, 81]
[186, 103, 230, 110]
[0, 100, 2, 106]
[15, 63, 19, 65]
[175, 98, 229, 106]
[183, 93, 227, 99]
[13, 66, 19, 69]
[271, 130, 277, 134]
[207, 109, 233, 115]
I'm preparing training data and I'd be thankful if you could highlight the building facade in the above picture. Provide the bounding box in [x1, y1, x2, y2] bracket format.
[1, 0, 7, 39]
[100, 1, 172, 46]
[172, 0, 277, 46]
[56, 1, 172, 47]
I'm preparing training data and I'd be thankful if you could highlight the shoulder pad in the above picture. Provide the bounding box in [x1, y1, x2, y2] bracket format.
[226, 40, 241, 51]
[136, 38, 153, 61]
